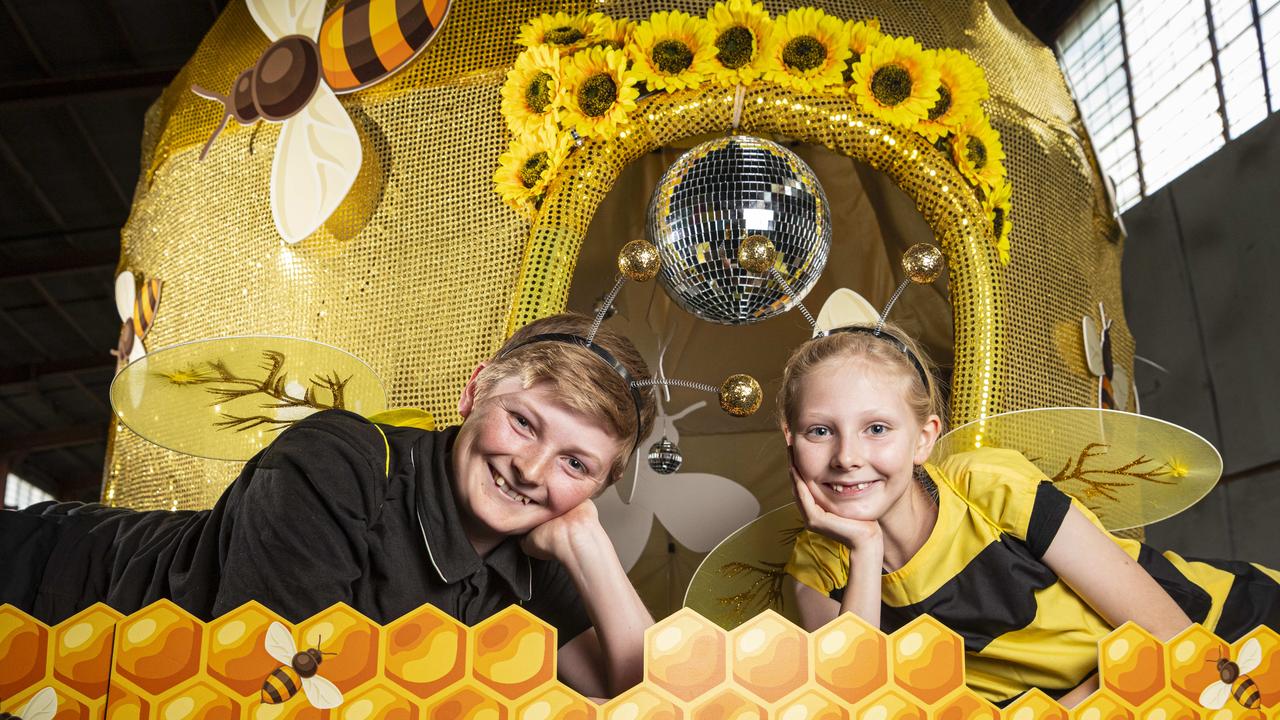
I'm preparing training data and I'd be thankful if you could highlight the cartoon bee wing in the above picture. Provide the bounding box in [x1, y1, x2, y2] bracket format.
[593, 483, 655, 572]
[1236, 637, 1263, 675]
[264, 621, 298, 665]
[270, 83, 362, 244]
[1199, 679, 1232, 710]
[636, 471, 761, 553]
[300, 674, 344, 709]
[1082, 315, 1105, 377]
[247, 0, 326, 41]
[115, 271, 136, 324]
[17, 687, 57, 720]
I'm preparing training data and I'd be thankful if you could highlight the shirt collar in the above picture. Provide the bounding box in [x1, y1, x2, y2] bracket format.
[412, 426, 533, 601]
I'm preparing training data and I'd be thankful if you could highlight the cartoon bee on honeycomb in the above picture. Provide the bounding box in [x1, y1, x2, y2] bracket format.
[260, 621, 343, 709]
[1200, 637, 1267, 714]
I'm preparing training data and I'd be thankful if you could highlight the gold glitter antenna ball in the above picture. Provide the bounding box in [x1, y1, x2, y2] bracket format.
[618, 239, 661, 282]
[646, 136, 831, 325]
[737, 235, 778, 274]
[902, 243, 945, 284]
[719, 374, 763, 417]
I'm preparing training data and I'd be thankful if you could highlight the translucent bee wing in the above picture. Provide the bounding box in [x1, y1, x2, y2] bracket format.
[270, 84, 362, 244]
[637, 472, 760, 553]
[1199, 680, 1231, 709]
[247, 0, 326, 41]
[813, 288, 879, 337]
[1082, 315, 1105, 377]
[115, 271, 136, 323]
[301, 674, 344, 709]
[264, 622, 297, 665]
[1237, 637, 1263, 675]
[1112, 364, 1131, 412]
[592, 484, 655, 572]
[19, 687, 57, 720]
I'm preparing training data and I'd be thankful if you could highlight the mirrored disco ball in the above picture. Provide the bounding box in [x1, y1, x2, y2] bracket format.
[646, 135, 831, 325]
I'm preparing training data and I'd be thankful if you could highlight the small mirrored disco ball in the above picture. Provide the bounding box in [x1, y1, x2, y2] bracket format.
[646, 135, 831, 325]
[647, 436, 684, 475]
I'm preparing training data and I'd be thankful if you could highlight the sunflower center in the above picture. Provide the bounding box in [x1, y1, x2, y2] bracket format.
[526, 72, 555, 113]
[653, 39, 694, 74]
[545, 26, 585, 46]
[782, 35, 826, 72]
[716, 26, 755, 69]
[870, 64, 913, 106]
[519, 152, 550, 189]
[928, 83, 952, 121]
[965, 136, 988, 170]
[579, 73, 618, 117]
[992, 207, 1005, 238]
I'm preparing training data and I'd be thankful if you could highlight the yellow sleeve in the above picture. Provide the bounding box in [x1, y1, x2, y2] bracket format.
[936, 447, 1051, 540]
[784, 529, 850, 595]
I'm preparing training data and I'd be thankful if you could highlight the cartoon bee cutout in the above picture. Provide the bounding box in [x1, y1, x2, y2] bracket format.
[260, 621, 343, 709]
[1083, 301, 1133, 412]
[113, 270, 163, 372]
[1199, 637, 1266, 712]
[191, 0, 451, 244]
[0, 687, 56, 720]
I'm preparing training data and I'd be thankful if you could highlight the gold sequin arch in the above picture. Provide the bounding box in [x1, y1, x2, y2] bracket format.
[105, 0, 1131, 517]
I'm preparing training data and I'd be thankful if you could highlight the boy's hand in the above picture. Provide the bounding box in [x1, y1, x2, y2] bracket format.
[791, 466, 883, 556]
[521, 500, 604, 562]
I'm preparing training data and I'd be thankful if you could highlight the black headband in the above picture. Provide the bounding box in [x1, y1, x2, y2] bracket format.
[817, 325, 931, 389]
[497, 332, 645, 448]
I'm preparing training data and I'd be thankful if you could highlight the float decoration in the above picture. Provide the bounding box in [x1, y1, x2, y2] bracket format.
[495, 2, 1012, 267]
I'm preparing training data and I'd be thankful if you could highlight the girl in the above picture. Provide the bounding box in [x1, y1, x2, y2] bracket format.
[780, 323, 1280, 707]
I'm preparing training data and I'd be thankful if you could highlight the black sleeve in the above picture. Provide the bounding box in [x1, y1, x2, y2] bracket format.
[208, 410, 390, 621]
[1025, 481, 1072, 558]
[525, 558, 592, 647]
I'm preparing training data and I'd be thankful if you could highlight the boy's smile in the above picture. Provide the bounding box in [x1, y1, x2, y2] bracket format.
[452, 373, 624, 555]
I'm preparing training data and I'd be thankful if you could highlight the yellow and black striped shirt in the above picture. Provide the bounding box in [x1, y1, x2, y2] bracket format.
[786, 448, 1280, 704]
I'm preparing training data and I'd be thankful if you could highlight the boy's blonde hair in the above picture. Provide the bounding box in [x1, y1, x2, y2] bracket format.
[474, 313, 656, 485]
[777, 322, 948, 433]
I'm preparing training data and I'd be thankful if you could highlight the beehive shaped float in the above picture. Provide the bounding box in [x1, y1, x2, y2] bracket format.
[106, 0, 1133, 518]
[3, 603, 1278, 718]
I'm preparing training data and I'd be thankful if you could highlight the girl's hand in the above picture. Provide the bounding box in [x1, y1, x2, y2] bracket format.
[791, 465, 883, 555]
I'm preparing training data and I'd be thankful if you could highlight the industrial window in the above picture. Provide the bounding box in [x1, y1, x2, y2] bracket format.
[4, 473, 54, 510]
[1059, 0, 1279, 209]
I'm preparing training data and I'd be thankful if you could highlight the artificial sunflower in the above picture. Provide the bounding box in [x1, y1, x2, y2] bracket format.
[849, 35, 941, 128]
[843, 18, 883, 83]
[517, 12, 596, 52]
[951, 114, 1007, 192]
[559, 46, 640, 140]
[706, 0, 774, 85]
[500, 45, 563, 139]
[588, 13, 635, 51]
[762, 7, 850, 93]
[493, 125, 573, 215]
[630, 11, 716, 92]
[914, 48, 990, 141]
[984, 178, 1012, 265]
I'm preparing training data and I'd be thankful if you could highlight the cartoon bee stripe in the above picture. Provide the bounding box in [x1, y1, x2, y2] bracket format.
[1233, 678, 1260, 708]
[131, 278, 162, 340]
[319, 0, 449, 92]
[262, 667, 301, 704]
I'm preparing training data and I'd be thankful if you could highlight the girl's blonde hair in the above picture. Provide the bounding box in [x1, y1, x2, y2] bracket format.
[777, 323, 948, 432]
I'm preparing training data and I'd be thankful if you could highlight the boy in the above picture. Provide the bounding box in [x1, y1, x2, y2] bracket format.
[0, 312, 656, 697]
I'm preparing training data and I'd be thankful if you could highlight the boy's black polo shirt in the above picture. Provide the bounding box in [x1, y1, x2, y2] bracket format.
[0, 410, 592, 646]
